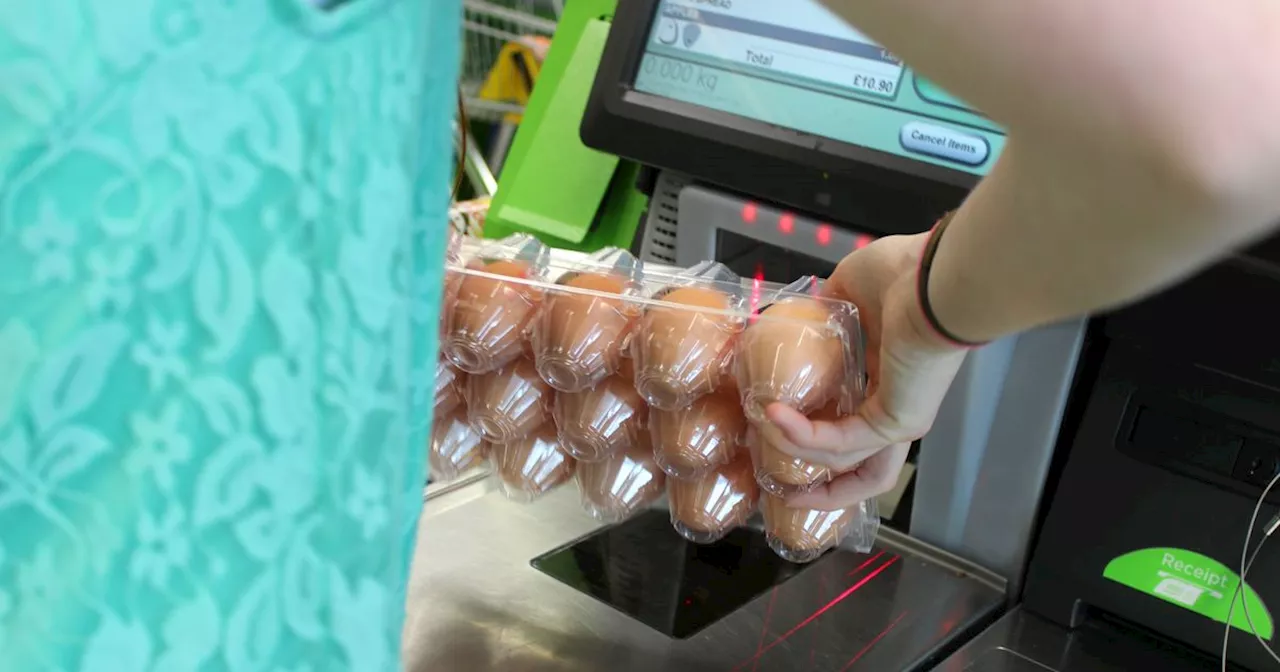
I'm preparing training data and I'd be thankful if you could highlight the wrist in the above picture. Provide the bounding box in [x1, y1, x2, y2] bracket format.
[915, 213, 990, 349]
[899, 270, 972, 355]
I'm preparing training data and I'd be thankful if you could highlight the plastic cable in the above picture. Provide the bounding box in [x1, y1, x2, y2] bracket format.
[1222, 471, 1280, 670]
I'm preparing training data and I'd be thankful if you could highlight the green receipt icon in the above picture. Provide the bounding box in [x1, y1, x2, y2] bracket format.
[1104, 547, 1274, 638]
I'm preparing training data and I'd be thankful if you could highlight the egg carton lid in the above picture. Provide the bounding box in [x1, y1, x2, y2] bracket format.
[451, 235, 859, 328]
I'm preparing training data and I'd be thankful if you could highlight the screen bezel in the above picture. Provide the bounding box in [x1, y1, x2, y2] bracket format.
[582, 0, 978, 234]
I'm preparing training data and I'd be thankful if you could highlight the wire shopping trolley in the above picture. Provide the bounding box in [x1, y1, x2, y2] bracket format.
[461, 0, 559, 176]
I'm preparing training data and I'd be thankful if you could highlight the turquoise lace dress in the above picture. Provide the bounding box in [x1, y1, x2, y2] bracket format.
[0, 0, 460, 668]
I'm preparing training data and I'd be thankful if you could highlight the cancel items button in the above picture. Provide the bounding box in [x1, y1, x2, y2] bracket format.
[899, 122, 989, 166]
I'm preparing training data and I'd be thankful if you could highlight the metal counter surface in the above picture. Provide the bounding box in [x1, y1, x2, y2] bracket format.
[934, 606, 1223, 671]
[403, 478, 1005, 672]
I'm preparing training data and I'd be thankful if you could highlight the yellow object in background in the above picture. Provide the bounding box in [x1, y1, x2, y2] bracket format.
[478, 38, 549, 124]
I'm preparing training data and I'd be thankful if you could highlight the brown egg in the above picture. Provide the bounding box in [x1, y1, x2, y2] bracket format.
[738, 297, 845, 425]
[446, 260, 540, 374]
[466, 357, 553, 444]
[428, 409, 487, 483]
[533, 272, 634, 392]
[554, 368, 647, 463]
[489, 425, 576, 503]
[649, 387, 745, 479]
[668, 449, 759, 544]
[760, 493, 857, 564]
[434, 359, 466, 417]
[633, 286, 739, 411]
[753, 402, 839, 497]
[440, 269, 463, 341]
[575, 435, 666, 523]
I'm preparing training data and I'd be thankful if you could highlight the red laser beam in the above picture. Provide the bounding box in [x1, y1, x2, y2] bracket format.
[732, 556, 902, 670]
[749, 268, 766, 316]
[751, 587, 780, 672]
[847, 550, 887, 576]
[839, 610, 909, 671]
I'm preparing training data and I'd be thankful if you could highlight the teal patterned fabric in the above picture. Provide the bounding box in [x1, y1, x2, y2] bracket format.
[0, 0, 459, 669]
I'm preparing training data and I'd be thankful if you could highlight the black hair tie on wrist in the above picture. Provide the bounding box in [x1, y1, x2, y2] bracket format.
[917, 211, 990, 349]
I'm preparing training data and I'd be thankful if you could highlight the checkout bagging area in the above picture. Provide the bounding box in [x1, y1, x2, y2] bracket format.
[407, 1, 1280, 670]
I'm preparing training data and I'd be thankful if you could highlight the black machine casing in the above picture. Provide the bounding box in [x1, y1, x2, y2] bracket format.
[1023, 234, 1280, 670]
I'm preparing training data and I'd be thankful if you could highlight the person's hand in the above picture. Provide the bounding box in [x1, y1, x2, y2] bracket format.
[762, 233, 971, 510]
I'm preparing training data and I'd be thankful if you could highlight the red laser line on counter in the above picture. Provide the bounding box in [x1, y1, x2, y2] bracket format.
[838, 610, 909, 671]
[751, 587, 780, 672]
[846, 550, 887, 576]
[732, 556, 902, 670]
[939, 611, 961, 635]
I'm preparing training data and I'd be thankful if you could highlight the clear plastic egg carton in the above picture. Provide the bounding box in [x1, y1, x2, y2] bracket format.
[431, 234, 879, 563]
[442, 233, 868, 406]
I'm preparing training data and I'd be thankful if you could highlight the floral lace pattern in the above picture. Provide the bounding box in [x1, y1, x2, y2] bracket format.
[0, 0, 460, 668]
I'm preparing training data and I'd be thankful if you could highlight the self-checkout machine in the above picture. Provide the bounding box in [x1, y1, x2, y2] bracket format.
[937, 226, 1280, 671]
[408, 1, 1107, 670]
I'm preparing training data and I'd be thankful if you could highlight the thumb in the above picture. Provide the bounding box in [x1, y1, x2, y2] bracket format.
[818, 275, 847, 300]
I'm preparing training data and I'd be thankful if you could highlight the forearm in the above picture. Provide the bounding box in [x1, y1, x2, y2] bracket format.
[817, 0, 1280, 340]
[928, 137, 1276, 342]
[820, 0, 1280, 171]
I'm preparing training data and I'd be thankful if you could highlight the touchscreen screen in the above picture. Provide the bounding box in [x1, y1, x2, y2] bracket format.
[632, 0, 1006, 175]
